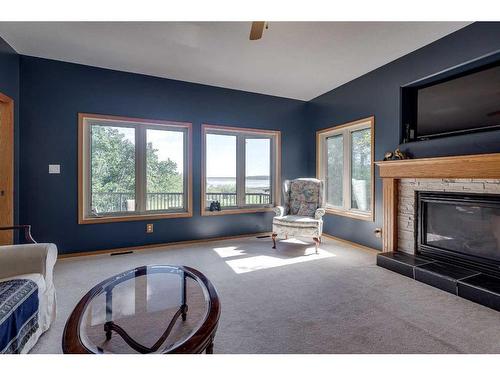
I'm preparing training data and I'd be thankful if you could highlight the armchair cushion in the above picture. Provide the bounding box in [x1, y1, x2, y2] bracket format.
[273, 215, 321, 228]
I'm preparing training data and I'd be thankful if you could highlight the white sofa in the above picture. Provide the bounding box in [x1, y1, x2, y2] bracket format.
[0, 243, 57, 353]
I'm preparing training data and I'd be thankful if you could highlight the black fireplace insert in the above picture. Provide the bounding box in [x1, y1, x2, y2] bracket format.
[417, 191, 500, 277]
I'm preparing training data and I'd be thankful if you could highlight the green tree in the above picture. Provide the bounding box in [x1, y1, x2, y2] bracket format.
[326, 128, 371, 207]
[326, 134, 343, 206]
[351, 128, 371, 181]
[91, 126, 135, 194]
[91, 126, 182, 212]
[146, 142, 183, 193]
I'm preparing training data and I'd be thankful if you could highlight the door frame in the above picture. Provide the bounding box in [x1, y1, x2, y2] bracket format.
[0, 92, 14, 245]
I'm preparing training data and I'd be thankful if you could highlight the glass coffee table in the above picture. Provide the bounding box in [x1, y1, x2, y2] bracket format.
[62, 265, 220, 354]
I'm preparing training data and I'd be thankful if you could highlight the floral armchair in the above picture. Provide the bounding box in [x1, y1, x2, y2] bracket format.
[272, 178, 326, 253]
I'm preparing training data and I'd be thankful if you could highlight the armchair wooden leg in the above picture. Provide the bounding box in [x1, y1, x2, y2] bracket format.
[272, 233, 277, 249]
[313, 237, 320, 254]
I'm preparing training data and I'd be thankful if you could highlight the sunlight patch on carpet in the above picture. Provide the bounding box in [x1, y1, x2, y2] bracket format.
[212, 246, 247, 258]
[224, 248, 334, 274]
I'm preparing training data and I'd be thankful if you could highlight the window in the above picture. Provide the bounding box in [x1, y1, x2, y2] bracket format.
[316, 117, 374, 221]
[202, 124, 280, 215]
[79, 114, 192, 223]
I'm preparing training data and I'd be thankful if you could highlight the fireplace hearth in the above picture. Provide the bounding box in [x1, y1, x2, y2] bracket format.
[377, 190, 500, 311]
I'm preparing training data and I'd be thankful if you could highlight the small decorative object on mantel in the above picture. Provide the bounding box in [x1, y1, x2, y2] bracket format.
[383, 151, 393, 161]
[383, 148, 410, 161]
[209, 201, 221, 212]
[394, 148, 409, 160]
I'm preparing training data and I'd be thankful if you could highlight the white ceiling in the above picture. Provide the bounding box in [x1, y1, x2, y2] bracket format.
[0, 22, 470, 100]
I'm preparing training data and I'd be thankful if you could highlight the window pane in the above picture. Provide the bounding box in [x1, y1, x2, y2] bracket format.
[206, 134, 237, 208]
[245, 138, 271, 205]
[351, 128, 371, 211]
[146, 129, 184, 211]
[326, 134, 344, 207]
[90, 125, 135, 214]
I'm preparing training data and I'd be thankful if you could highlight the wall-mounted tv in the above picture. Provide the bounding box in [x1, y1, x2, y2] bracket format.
[402, 61, 500, 142]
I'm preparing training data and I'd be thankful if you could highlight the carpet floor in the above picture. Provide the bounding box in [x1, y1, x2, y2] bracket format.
[31, 236, 500, 354]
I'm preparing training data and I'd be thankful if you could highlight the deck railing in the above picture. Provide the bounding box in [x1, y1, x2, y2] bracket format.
[205, 192, 271, 206]
[92, 192, 271, 213]
[147, 192, 184, 210]
[92, 192, 184, 213]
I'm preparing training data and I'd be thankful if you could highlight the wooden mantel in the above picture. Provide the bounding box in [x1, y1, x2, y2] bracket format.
[375, 153, 500, 252]
[376, 153, 500, 179]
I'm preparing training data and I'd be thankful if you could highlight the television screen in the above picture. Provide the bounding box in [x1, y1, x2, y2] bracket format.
[415, 64, 500, 139]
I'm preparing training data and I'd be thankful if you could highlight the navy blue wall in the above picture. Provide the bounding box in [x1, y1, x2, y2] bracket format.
[19, 56, 308, 254]
[307, 22, 500, 250]
[0, 37, 20, 231]
[12, 22, 500, 254]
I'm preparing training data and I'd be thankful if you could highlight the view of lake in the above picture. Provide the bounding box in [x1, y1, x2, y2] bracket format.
[207, 177, 270, 190]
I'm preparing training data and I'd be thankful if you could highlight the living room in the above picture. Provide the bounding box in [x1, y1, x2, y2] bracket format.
[0, 1, 499, 372]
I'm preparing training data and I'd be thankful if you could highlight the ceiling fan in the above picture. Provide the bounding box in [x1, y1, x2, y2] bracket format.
[249, 22, 268, 40]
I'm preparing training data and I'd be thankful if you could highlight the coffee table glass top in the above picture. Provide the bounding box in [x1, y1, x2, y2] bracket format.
[77, 265, 211, 354]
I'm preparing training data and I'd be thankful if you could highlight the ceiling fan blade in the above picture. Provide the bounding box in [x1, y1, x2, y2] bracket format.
[249, 22, 265, 40]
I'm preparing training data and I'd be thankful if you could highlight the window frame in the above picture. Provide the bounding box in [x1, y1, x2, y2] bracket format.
[201, 124, 281, 216]
[78, 113, 193, 224]
[316, 116, 375, 221]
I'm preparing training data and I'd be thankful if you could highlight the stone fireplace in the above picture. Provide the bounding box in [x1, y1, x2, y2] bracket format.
[375, 154, 500, 311]
[398, 178, 500, 256]
[418, 190, 500, 276]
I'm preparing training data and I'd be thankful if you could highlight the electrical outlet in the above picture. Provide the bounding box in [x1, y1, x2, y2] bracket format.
[48, 164, 61, 174]
[146, 223, 154, 233]
[374, 228, 382, 238]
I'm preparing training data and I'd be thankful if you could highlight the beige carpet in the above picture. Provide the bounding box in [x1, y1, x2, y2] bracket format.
[31, 236, 500, 354]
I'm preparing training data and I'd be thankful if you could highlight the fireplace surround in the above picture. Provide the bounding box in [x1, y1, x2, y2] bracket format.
[375, 153, 500, 311]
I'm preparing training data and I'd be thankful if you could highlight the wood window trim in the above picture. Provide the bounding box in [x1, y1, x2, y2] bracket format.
[0, 92, 14, 245]
[316, 116, 375, 222]
[201, 124, 281, 216]
[78, 113, 193, 224]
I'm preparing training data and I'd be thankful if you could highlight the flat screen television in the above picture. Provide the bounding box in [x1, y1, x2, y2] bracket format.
[402, 62, 500, 142]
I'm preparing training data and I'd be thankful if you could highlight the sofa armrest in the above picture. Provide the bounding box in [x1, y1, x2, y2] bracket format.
[0, 243, 57, 287]
[315, 208, 326, 220]
[273, 206, 285, 217]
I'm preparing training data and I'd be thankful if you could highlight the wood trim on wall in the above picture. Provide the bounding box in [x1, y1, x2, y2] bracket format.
[59, 231, 272, 259]
[0, 92, 14, 245]
[324, 206, 375, 221]
[316, 116, 375, 222]
[59, 231, 378, 259]
[201, 207, 275, 216]
[78, 113, 192, 128]
[382, 178, 398, 252]
[200, 124, 281, 216]
[375, 153, 500, 179]
[78, 113, 193, 224]
[322, 233, 379, 253]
